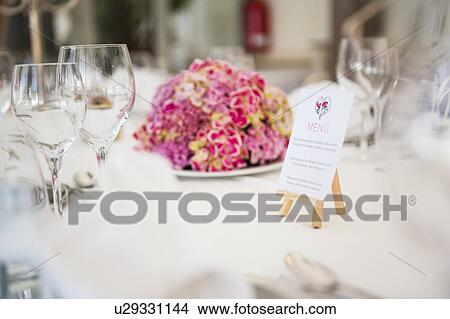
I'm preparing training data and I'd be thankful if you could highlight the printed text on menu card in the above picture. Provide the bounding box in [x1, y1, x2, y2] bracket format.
[279, 88, 354, 200]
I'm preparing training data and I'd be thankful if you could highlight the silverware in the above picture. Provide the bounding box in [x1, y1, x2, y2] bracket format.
[285, 253, 339, 294]
[284, 253, 378, 298]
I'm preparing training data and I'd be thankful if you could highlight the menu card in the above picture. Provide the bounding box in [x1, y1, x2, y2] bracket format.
[279, 87, 354, 200]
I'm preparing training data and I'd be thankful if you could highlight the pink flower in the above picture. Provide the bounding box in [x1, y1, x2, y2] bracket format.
[189, 122, 248, 172]
[134, 58, 292, 171]
[263, 86, 293, 137]
[244, 126, 288, 165]
[229, 105, 249, 128]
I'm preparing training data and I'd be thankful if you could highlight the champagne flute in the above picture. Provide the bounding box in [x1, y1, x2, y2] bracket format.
[337, 37, 390, 158]
[10, 63, 86, 215]
[58, 44, 136, 187]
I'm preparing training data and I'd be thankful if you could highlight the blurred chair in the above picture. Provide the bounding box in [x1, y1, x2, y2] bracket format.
[341, 0, 390, 37]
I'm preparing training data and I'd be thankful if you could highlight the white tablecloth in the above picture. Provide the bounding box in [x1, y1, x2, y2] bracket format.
[2, 113, 450, 298]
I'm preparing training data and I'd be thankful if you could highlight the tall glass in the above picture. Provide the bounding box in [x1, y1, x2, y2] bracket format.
[10, 63, 86, 215]
[58, 44, 136, 187]
[337, 37, 390, 158]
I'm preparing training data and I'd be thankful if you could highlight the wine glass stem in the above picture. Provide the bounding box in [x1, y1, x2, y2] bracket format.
[47, 156, 63, 215]
[374, 98, 385, 147]
[95, 146, 108, 188]
[360, 111, 369, 156]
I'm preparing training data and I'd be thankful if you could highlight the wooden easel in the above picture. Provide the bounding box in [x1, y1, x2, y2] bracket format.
[278, 170, 345, 228]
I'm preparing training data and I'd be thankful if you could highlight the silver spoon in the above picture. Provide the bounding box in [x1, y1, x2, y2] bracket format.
[284, 253, 377, 298]
[284, 253, 338, 294]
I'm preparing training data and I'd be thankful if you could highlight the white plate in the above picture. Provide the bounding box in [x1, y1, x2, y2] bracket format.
[172, 161, 283, 178]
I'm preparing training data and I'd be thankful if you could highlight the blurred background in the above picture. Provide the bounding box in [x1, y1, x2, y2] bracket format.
[3, 0, 450, 299]
[0, 0, 439, 92]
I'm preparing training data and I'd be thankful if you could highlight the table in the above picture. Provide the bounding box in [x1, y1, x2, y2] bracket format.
[2, 113, 449, 298]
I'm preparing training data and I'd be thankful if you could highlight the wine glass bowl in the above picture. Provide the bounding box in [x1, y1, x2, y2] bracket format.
[58, 44, 136, 186]
[359, 43, 389, 96]
[11, 63, 86, 158]
[10, 63, 86, 215]
[337, 37, 389, 95]
[337, 37, 391, 157]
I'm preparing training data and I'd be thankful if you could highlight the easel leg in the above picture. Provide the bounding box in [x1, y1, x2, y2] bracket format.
[312, 200, 324, 229]
[279, 169, 344, 228]
[280, 194, 296, 217]
[332, 171, 346, 215]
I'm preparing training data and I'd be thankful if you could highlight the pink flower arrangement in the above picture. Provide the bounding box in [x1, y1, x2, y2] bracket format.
[134, 59, 293, 171]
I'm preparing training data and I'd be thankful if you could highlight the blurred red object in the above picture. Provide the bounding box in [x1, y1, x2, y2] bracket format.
[243, 0, 271, 53]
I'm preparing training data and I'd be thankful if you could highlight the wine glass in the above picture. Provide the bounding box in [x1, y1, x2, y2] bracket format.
[10, 63, 86, 215]
[337, 37, 390, 158]
[374, 48, 399, 144]
[58, 44, 136, 187]
[0, 52, 12, 116]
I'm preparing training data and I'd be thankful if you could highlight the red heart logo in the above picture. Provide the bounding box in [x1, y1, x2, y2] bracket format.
[315, 97, 331, 119]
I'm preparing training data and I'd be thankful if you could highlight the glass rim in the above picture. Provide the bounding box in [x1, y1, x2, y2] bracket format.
[13, 62, 78, 68]
[59, 43, 128, 49]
